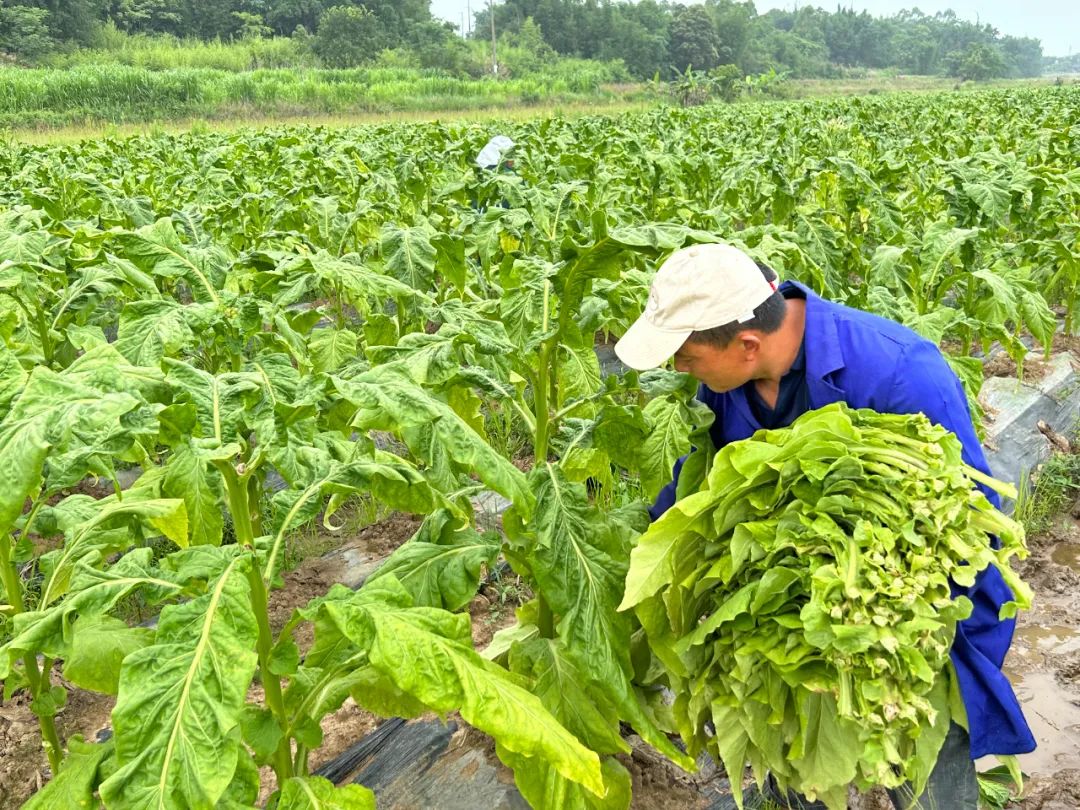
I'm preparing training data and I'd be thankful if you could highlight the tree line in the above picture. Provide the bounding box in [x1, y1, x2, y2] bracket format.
[476, 1, 1045, 80]
[0, 0, 1048, 81]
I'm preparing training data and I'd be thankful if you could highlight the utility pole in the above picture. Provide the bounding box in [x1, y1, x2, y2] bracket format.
[489, 0, 498, 77]
[467, 0, 472, 36]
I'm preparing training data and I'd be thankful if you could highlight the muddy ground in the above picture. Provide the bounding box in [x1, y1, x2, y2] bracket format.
[1002, 508, 1080, 808]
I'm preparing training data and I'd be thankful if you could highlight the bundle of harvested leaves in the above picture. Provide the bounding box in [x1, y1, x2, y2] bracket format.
[619, 403, 1031, 809]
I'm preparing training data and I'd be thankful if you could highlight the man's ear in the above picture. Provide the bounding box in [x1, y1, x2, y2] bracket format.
[739, 332, 761, 359]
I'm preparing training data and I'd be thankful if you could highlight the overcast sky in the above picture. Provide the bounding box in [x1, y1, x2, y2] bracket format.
[430, 0, 1077, 57]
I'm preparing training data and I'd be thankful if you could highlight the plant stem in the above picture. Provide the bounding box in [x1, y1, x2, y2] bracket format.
[0, 535, 25, 614]
[246, 560, 294, 784]
[247, 474, 265, 538]
[293, 744, 309, 777]
[3, 538, 64, 771]
[532, 281, 557, 639]
[533, 280, 555, 465]
[23, 654, 64, 773]
[537, 596, 555, 639]
[534, 344, 552, 466]
[220, 464, 294, 785]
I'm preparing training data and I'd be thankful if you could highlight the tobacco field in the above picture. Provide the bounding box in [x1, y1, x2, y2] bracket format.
[0, 86, 1077, 809]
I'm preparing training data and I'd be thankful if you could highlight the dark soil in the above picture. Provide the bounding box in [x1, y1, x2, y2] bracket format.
[1019, 769, 1080, 809]
[267, 512, 422, 652]
[346, 513, 423, 559]
[620, 736, 709, 810]
[983, 353, 1051, 382]
[1050, 331, 1080, 359]
[468, 581, 531, 651]
[0, 677, 114, 810]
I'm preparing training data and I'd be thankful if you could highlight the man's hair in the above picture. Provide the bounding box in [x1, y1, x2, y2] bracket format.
[684, 262, 785, 349]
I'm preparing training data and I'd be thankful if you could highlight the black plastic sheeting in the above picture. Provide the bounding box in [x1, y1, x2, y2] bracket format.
[316, 718, 529, 810]
[315, 716, 771, 809]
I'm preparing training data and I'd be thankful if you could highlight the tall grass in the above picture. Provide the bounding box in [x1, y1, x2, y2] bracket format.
[47, 27, 315, 72]
[0, 63, 647, 129]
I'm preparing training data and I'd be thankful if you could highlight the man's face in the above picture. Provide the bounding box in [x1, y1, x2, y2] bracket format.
[672, 336, 758, 393]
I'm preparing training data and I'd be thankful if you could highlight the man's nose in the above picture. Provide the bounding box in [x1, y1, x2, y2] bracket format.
[673, 357, 688, 373]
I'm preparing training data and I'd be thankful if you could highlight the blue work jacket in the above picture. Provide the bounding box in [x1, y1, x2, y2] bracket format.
[650, 280, 1035, 759]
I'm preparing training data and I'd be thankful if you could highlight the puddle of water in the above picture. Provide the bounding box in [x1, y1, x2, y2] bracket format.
[1014, 625, 1080, 656]
[1051, 543, 1080, 571]
[1004, 672, 1080, 777]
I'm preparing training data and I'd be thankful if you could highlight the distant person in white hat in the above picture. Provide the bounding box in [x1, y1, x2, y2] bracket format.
[473, 134, 517, 212]
[614, 242, 1032, 810]
[475, 134, 515, 171]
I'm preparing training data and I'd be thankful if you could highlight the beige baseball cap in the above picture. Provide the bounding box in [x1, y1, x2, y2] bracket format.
[614, 243, 778, 370]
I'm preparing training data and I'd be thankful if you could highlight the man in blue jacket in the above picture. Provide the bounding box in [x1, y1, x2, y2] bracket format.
[614, 243, 1034, 809]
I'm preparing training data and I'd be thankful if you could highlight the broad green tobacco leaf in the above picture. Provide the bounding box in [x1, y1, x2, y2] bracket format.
[101, 555, 259, 810]
[22, 736, 113, 810]
[277, 776, 375, 810]
[0, 228, 51, 265]
[240, 704, 284, 765]
[920, 222, 978, 284]
[316, 578, 607, 799]
[65, 343, 171, 403]
[963, 179, 1011, 224]
[365, 327, 477, 387]
[380, 223, 437, 292]
[309, 328, 358, 375]
[0, 343, 27, 411]
[218, 746, 260, 809]
[280, 252, 430, 310]
[786, 693, 860, 808]
[432, 231, 466, 293]
[116, 218, 226, 304]
[500, 748, 632, 810]
[556, 224, 715, 333]
[62, 614, 155, 695]
[334, 366, 534, 517]
[499, 638, 633, 809]
[365, 509, 501, 611]
[0, 366, 142, 535]
[619, 489, 715, 610]
[162, 359, 262, 446]
[524, 464, 693, 770]
[1016, 285, 1057, 349]
[509, 639, 629, 754]
[37, 496, 189, 607]
[589, 405, 650, 473]
[868, 244, 911, 289]
[556, 344, 602, 410]
[0, 548, 185, 681]
[639, 397, 690, 501]
[162, 441, 230, 547]
[115, 298, 197, 366]
[499, 257, 558, 351]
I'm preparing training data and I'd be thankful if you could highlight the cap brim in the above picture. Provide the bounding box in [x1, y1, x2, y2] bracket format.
[614, 317, 691, 371]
